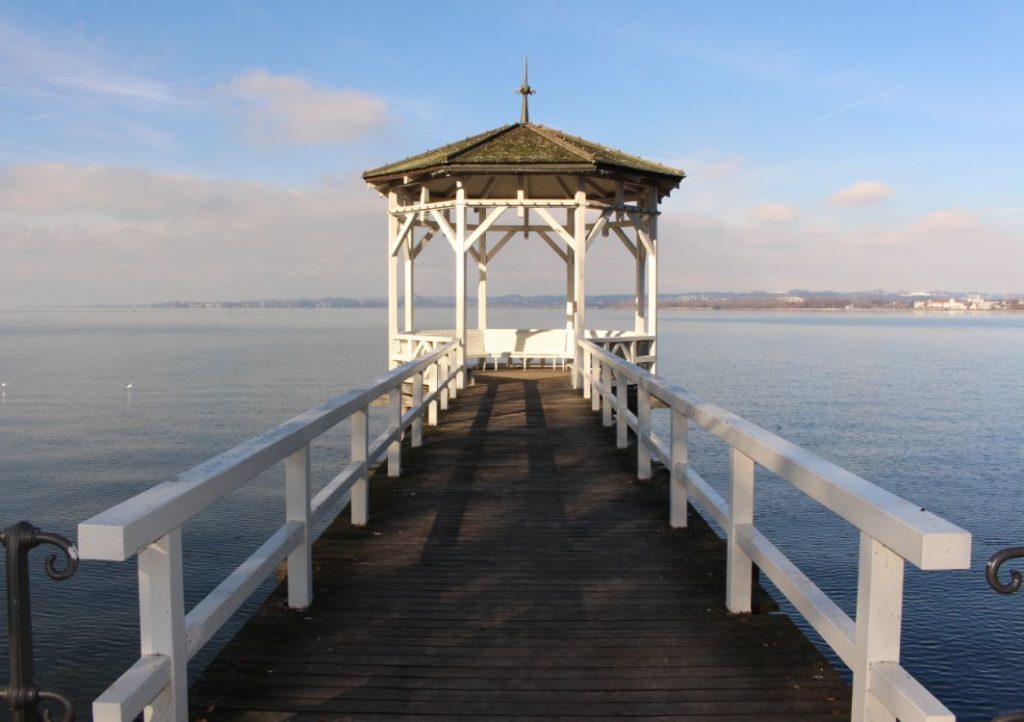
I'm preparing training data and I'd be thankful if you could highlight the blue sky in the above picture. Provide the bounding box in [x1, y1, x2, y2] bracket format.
[1, 1, 1021, 305]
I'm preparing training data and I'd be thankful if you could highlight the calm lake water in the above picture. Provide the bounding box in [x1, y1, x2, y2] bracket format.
[0, 307, 1021, 719]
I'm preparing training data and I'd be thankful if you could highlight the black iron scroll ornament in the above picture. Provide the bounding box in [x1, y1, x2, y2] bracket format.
[0, 521, 78, 722]
[987, 546, 1024, 722]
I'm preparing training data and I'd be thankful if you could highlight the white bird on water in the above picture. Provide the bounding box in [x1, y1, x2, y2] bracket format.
[124, 382, 133, 390]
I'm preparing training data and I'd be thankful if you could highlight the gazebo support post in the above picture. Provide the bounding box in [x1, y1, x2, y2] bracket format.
[572, 178, 587, 388]
[454, 182, 467, 388]
[387, 190, 400, 368]
[477, 235, 488, 331]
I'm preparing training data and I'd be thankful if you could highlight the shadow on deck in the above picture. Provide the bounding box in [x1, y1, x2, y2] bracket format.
[192, 368, 850, 720]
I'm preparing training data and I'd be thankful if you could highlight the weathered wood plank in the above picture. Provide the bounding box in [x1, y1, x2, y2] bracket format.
[192, 369, 849, 720]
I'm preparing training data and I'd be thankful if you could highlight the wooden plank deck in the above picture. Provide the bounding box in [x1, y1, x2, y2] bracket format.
[192, 368, 850, 721]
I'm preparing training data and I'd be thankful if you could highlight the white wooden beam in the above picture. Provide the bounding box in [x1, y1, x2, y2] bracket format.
[572, 178, 587, 387]
[628, 211, 655, 256]
[429, 209, 458, 253]
[486, 230, 516, 262]
[454, 183, 467, 388]
[585, 210, 611, 252]
[613, 226, 638, 259]
[535, 206, 576, 250]
[387, 191, 399, 367]
[465, 206, 505, 250]
[477, 235, 487, 330]
[535, 230, 569, 263]
[389, 213, 416, 258]
[646, 188, 658, 340]
[403, 238, 414, 332]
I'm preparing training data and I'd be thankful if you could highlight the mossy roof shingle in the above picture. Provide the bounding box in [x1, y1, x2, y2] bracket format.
[363, 123, 684, 182]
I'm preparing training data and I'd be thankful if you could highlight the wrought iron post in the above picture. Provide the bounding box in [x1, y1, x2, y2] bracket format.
[0, 521, 78, 722]
[987, 546, 1024, 722]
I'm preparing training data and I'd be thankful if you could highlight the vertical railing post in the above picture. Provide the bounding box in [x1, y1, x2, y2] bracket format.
[591, 356, 601, 412]
[138, 529, 187, 722]
[426, 364, 438, 426]
[601, 362, 613, 427]
[411, 371, 424, 447]
[726, 447, 754, 613]
[851, 532, 904, 722]
[285, 443, 312, 609]
[350, 408, 369, 526]
[616, 373, 628, 449]
[387, 386, 401, 477]
[582, 345, 592, 400]
[448, 347, 458, 400]
[456, 343, 465, 390]
[637, 386, 651, 479]
[670, 409, 688, 528]
[439, 355, 450, 411]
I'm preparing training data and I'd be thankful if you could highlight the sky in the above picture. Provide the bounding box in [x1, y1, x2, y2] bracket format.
[0, 1, 1021, 306]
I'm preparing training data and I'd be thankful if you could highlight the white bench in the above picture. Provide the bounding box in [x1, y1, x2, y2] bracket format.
[463, 329, 571, 369]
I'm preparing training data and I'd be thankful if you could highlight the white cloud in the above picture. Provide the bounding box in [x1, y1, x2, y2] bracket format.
[0, 163, 383, 306]
[749, 203, 799, 225]
[220, 69, 391, 145]
[909, 209, 978, 235]
[829, 180, 893, 207]
[0, 20, 178, 104]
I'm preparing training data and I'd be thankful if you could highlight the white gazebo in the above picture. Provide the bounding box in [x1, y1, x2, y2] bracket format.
[363, 77, 684, 388]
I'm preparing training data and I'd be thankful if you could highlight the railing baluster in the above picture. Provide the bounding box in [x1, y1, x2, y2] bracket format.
[411, 371, 424, 447]
[137, 529, 187, 722]
[439, 356, 450, 411]
[726, 447, 754, 613]
[616, 373, 628, 449]
[387, 386, 401, 477]
[601, 362, 613, 427]
[670, 409, 688, 528]
[427, 363, 438, 426]
[583, 345, 592, 400]
[851, 531, 904, 722]
[637, 386, 651, 479]
[591, 357, 601, 412]
[350, 409, 369, 526]
[285, 443, 312, 609]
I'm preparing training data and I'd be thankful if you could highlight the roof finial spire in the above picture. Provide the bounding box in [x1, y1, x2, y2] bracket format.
[516, 55, 535, 124]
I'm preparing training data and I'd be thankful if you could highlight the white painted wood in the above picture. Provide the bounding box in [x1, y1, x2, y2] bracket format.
[411, 371, 423, 447]
[535, 206, 576, 250]
[635, 242, 645, 334]
[185, 521, 303, 658]
[137, 530, 186, 722]
[427, 363, 438, 426]
[670, 409, 688, 528]
[389, 213, 415, 258]
[682, 465, 729, 530]
[637, 387, 651, 480]
[852, 532, 904, 722]
[871, 662, 955, 722]
[487, 229, 516, 261]
[92, 655, 170, 722]
[585, 211, 610, 251]
[387, 386, 401, 477]
[613, 226, 638, 259]
[726, 448, 754, 614]
[455, 183, 467, 389]
[477, 236, 487, 330]
[616, 373, 628, 449]
[646, 189, 658, 341]
[350, 409, 368, 526]
[601, 363, 613, 427]
[465, 206, 505, 249]
[439, 355, 449, 410]
[582, 345, 592, 400]
[428, 208, 457, 252]
[737, 524, 855, 666]
[573, 179, 587, 388]
[404, 237, 414, 332]
[591, 356, 601, 412]
[387, 191, 400, 368]
[285, 444, 312, 609]
[536, 229, 570, 262]
[577, 340, 971, 571]
[310, 461, 361, 529]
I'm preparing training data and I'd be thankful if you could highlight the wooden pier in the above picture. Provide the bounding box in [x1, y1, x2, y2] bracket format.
[190, 368, 850, 720]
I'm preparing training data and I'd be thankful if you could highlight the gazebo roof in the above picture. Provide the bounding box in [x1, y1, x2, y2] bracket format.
[362, 122, 685, 185]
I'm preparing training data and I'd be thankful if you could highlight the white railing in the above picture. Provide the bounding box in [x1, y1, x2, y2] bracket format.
[393, 328, 655, 369]
[77, 340, 463, 722]
[579, 339, 971, 722]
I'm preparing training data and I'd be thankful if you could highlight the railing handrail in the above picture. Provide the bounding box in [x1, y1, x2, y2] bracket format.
[79, 340, 458, 562]
[581, 339, 968, 571]
[577, 338, 971, 722]
[79, 338, 464, 722]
